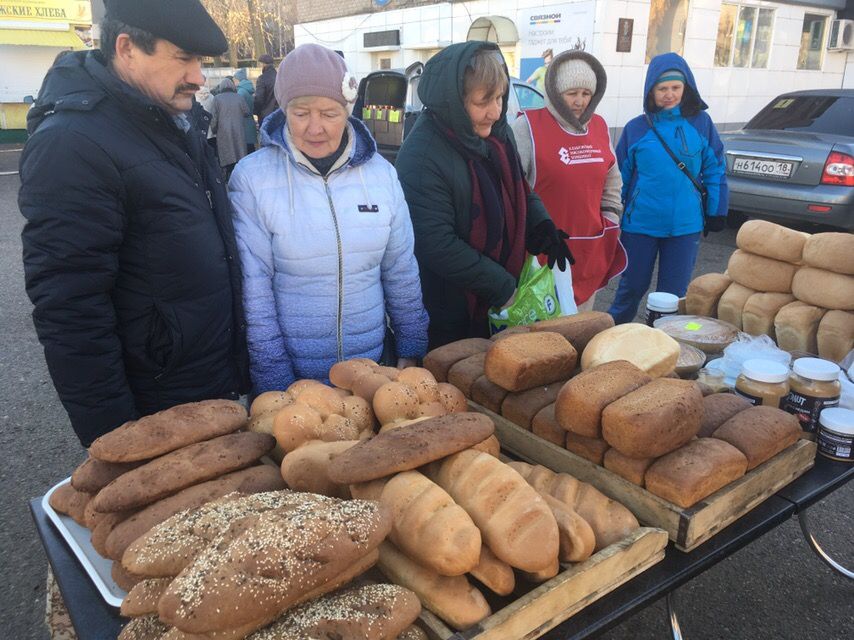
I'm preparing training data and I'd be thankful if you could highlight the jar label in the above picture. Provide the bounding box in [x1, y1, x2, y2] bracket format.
[817, 428, 853, 461]
[734, 388, 763, 407]
[646, 308, 676, 327]
[781, 392, 839, 434]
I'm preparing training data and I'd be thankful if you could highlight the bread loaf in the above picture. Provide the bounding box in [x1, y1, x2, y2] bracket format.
[792, 267, 854, 311]
[519, 556, 560, 583]
[121, 578, 171, 617]
[531, 404, 564, 446]
[581, 324, 680, 377]
[686, 273, 732, 317]
[342, 395, 375, 432]
[352, 371, 395, 403]
[117, 615, 169, 640]
[817, 310, 854, 363]
[376, 542, 491, 630]
[48, 483, 92, 527]
[280, 440, 358, 498]
[774, 301, 827, 354]
[112, 563, 145, 592]
[249, 391, 294, 416]
[429, 450, 559, 572]
[91, 510, 134, 557]
[71, 457, 144, 494]
[529, 311, 615, 353]
[468, 545, 515, 596]
[699, 393, 752, 438]
[437, 382, 467, 413]
[423, 338, 492, 382]
[501, 382, 564, 430]
[539, 492, 596, 562]
[447, 353, 486, 397]
[727, 250, 797, 293]
[644, 439, 748, 508]
[273, 404, 360, 453]
[602, 379, 703, 458]
[329, 360, 377, 390]
[802, 232, 854, 275]
[471, 434, 501, 458]
[742, 292, 796, 339]
[555, 361, 651, 438]
[398, 626, 429, 640]
[89, 400, 248, 463]
[489, 325, 531, 341]
[484, 332, 577, 392]
[712, 406, 802, 470]
[602, 449, 654, 487]
[564, 431, 610, 465]
[736, 220, 807, 263]
[470, 375, 509, 412]
[716, 282, 756, 330]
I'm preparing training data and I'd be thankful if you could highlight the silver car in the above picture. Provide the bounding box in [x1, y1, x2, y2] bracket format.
[721, 89, 854, 231]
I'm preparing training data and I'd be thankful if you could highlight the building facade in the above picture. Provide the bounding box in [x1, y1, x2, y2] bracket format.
[295, 0, 852, 129]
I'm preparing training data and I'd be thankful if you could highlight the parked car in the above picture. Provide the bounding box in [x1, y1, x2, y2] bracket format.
[721, 89, 854, 231]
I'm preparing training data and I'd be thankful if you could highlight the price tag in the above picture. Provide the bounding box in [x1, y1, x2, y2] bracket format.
[684, 322, 703, 331]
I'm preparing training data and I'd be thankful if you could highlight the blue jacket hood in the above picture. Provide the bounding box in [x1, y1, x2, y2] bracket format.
[643, 52, 708, 114]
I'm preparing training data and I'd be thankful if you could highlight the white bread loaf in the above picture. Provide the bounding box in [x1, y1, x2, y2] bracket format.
[581, 323, 680, 378]
[791, 267, 854, 311]
[279, 440, 358, 498]
[468, 545, 515, 596]
[817, 310, 854, 363]
[727, 250, 797, 293]
[685, 273, 732, 317]
[538, 492, 596, 563]
[736, 220, 807, 264]
[802, 232, 854, 275]
[774, 301, 827, 354]
[741, 292, 796, 339]
[716, 282, 756, 330]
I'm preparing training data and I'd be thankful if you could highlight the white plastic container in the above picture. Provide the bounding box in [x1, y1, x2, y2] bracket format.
[817, 407, 854, 462]
[645, 292, 679, 327]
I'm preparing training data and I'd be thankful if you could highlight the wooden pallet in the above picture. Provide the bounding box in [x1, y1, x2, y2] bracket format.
[419, 527, 668, 640]
[469, 401, 817, 552]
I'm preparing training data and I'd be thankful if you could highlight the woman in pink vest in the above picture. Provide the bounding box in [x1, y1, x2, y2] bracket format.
[512, 50, 626, 311]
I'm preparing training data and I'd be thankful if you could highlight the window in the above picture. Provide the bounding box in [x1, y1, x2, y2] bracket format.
[797, 14, 827, 70]
[513, 83, 544, 111]
[714, 4, 774, 68]
[646, 0, 690, 63]
[746, 96, 854, 137]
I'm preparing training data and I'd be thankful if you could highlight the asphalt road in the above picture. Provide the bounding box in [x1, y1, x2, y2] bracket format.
[0, 143, 850, 640]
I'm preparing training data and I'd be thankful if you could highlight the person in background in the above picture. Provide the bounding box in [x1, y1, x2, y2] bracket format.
[608, 52, 727, 324]
[195, 83, 217, 147]
[229, 44, 429, 394]
[210, 77, 249, 178]
[512, 49, 625, 312]
[234, 68, 258, 153]
[395, 42, 572, 348]
[254, 53, 278, 125]
[525, 48, 553, 93]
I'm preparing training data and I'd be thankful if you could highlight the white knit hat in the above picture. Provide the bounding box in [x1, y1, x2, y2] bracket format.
[554, 58, 597, 94]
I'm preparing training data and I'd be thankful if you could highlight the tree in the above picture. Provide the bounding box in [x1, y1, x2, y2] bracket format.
[201, 0, 295, 65]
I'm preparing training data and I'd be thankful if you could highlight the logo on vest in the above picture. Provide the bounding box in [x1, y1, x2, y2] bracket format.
[558, 144, 604, 166]
[559, 147, 571, 165]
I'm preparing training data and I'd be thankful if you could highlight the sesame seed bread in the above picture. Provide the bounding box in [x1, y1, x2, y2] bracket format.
[118, 615, 170, 640]
[121, 578, 172, 618]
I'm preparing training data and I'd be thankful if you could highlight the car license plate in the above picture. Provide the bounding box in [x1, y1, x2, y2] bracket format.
[732, 156, 794, 178]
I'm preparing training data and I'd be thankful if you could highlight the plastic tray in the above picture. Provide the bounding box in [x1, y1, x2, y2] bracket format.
[42, 478, 126, 608]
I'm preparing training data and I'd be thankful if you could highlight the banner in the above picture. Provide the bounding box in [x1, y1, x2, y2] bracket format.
[517, 1, 595, 84]
[0, 0, 92, 24]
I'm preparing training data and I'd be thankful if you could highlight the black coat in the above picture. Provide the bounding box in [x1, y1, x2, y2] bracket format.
[19, 51, 249, 446]
[253, 65, 278, 122]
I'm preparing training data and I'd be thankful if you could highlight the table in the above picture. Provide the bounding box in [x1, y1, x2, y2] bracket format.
[30, 456, 853, 640]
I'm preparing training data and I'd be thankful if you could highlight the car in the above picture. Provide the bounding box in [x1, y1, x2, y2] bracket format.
[721, 89, 854, 231]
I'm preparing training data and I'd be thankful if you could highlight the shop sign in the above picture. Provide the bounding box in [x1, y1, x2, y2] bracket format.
[517, 1, 595, 81]
[0, 0, 91, 24]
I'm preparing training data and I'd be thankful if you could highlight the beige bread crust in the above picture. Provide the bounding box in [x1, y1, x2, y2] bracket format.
[279, 440, 358, 498]
[774, 301, 827, 353]
[507, 461, 639, 551]
[645, 438, 748, 508]
[716, 282, 756, 330]
[727, 249, 797, 293]
[248, 391, 294, 417]
[532, 404, 564, 447]
[92, 432, 276, 513]
[580, 324, 680, 377]
[398, 626, 429, 640]
[564, 432, 610, 465]
[104, 465, 285, 562]
[602, 379, 703, 459]
[377, 541, 490, 630]
[555, 360, 652, 438]
[72, 457, 145, 494]
[741, 292, 796, 339]
[602, 449, 654, 487]
[802, 232, 854, 275]
[538, 492, 596, 562]
[118, 615, 170, 640]
[328, 413, 494, 484]
[121, 578, 172, 617]
[112, 562, 146, 592]
[736, 219, 807, 263]
[470, 375, 509, 412]
[712, 406, 802, 470]
[423, 338, 492, 382]
[48, 483, 92, 527]
[484, 332, 577, 392]
[500, 382, 564, 430]
[469, 545, 515, 596]
[529, 311, 615, 354]
[519, 555, 560, 583]
[792, 267, 854, 311]
[89, 400, 248, 463]
[685, 273, 732, 317]
[699, 393, 752, 438]
[429, 450, 559, 572]
[91, 510, 135, 557]
[470, 434, 501, 457]
[817, 310, 854, 363]
[447, 353, 487, 397]
[272, 404, 360, 453]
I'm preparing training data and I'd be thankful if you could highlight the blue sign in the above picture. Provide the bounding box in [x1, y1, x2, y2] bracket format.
[374, 0, 392, 6]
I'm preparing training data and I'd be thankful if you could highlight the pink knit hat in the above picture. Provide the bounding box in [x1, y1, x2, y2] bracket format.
[275, 44, 358, 113]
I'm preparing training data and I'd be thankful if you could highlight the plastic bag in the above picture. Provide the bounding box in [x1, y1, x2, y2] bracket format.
[488, 256, 575, 335]
[705, 334, 791, 389]
[839, 350, 854, 411]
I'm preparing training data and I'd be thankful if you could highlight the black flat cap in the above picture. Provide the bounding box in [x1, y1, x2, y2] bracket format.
[104, 0, 228, 56]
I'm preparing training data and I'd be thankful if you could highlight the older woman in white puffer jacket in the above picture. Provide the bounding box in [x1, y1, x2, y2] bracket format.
[229, 44, 429, 394]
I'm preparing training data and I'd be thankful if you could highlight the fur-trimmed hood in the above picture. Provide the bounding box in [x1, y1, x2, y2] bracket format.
[543, 50, 607, 132]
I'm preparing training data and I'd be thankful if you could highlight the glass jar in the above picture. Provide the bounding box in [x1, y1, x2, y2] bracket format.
[735, 359, 790, 407]
[646, 292, 679, 327]
[781, 358, 841, 436]
[817, 407, 854, 462]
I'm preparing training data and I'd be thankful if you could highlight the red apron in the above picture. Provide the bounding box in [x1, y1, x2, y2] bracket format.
[526, 109, 627, 305]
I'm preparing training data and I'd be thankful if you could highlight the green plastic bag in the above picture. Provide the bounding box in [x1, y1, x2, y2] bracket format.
[488, 256, 562, 335]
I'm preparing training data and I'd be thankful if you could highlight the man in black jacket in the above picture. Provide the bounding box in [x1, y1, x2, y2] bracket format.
[253, 53, 278, 124]
[18, 0, 248, 447]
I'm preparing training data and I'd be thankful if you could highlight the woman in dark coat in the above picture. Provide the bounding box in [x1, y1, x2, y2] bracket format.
[210, 77, 249, 176]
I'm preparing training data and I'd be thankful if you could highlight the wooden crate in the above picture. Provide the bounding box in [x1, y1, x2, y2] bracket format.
[419, 527, 667, 640]
[469, 401, 817, 552]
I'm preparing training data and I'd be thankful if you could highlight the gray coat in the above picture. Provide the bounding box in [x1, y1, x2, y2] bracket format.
[210, 78, 249, 166]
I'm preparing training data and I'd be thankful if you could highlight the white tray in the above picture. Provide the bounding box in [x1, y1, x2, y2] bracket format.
[42, 478, 126, 608]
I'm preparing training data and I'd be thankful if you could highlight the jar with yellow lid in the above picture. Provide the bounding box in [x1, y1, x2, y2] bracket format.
[781, 357, 841, 436]
[735, 359, 790, 408]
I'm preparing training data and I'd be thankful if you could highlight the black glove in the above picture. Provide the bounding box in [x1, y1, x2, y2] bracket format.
[704, 216, 726, 235]
[526, 220, 575, 271]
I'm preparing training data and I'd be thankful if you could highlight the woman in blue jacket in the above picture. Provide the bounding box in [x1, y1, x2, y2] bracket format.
[609, 53, 727, 324]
